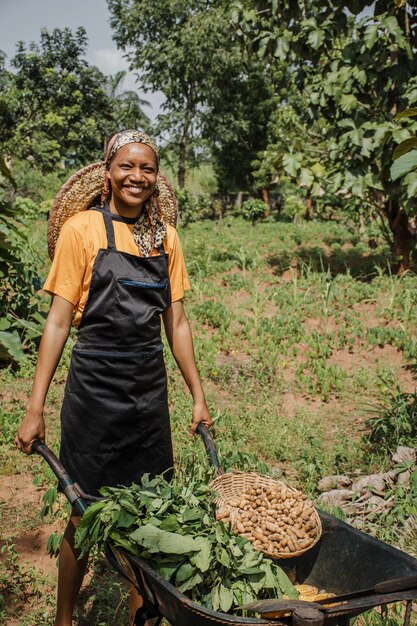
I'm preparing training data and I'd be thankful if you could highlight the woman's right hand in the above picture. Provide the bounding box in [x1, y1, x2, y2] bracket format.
[14, 411, 45, 454]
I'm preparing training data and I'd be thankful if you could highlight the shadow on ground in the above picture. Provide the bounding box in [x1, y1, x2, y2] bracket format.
[268, 244, 395, 280]
[76, 557, 129, 626]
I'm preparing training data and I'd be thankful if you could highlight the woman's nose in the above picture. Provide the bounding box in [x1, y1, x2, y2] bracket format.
[129, 167, 144, 181]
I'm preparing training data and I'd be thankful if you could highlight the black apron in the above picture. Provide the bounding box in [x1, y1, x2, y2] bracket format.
[60, 206, 173, 496]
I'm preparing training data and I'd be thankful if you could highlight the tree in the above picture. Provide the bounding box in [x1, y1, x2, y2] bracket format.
[203, 60, 276, 197]
[7, 27, 115, 170]
[108, 0, 253, 188]
[106, 70, 152, 132]
[233, 1, 417, 272]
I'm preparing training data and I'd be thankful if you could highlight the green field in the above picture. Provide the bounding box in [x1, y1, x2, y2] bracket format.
[1, 218, 416, 625]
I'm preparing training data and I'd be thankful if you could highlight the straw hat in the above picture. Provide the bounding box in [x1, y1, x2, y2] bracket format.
[47, 162, 178, 259]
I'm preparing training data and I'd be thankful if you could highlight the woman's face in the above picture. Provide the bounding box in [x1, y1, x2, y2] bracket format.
[106, 143, 158, 213]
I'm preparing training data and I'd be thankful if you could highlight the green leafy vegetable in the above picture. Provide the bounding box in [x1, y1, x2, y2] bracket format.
[75, 473, 297, 613]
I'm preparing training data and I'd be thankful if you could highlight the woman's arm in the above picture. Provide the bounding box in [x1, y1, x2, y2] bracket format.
[15, 295, 74, 454]
[163, 300, 212, 435]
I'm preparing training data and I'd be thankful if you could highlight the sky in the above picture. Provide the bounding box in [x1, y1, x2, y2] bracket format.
[0, 0, 164, 120]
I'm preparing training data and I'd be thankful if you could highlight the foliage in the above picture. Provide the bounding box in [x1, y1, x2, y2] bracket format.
[365, 386, 417, 451]
[76, 472, 297, 613]
[4, 28, 115, 171]
[251, 98, 328, 215]
[0, 189, 43, 364]
[176, 188, 213, 226]
[233, 1, 417, 270]
[107, 0, 274, 191]
[0, 542, 42, 621]
[242, 198, 267, 224]
[0, 53, 16, 146]
[204, 60, 276, 194]
[391, 107, 417, 181]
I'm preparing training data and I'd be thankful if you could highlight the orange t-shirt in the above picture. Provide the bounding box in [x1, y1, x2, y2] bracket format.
[44, 210, 190, 328]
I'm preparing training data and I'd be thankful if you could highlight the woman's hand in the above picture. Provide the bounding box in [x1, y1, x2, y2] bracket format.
[15, 410, 45, 454]
[189, 399, 212, 436]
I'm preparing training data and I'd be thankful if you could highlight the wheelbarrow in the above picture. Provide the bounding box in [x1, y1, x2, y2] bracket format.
[32, 426, 417, 626]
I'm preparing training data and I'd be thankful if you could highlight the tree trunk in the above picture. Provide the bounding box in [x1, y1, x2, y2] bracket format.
[262, 188, 271, 217]
[305, 190, 313, 221]
[178, 150, 186, 189]
[387, 197, 416, 275]
[178, 95, 194, 189]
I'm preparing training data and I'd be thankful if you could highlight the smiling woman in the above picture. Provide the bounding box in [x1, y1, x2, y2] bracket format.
[15, 129, 212, 626]
[107, 143, 158, 212]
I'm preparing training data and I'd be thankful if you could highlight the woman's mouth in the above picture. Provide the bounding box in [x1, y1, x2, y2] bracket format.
[124, 185, 147, 195]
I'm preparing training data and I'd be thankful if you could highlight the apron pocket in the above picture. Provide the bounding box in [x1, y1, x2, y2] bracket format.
[118, 278, 167, 289]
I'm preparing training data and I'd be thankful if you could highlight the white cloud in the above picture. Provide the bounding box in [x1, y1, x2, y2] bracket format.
[91, 47, 131, 75]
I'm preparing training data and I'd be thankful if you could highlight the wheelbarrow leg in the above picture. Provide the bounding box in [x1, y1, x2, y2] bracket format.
[403, 600, 413, 626]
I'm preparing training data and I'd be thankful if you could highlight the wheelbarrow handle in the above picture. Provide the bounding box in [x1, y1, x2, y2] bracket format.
[196, 424, 225, 475]
[32, 438, 88, 516]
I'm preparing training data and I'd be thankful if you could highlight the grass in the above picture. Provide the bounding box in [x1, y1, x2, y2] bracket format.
[1, 217, 416, 624]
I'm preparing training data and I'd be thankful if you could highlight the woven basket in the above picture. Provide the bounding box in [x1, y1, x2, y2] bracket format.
[209, 470, 322, 559]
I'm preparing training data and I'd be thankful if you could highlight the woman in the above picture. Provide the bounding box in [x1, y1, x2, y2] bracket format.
[15, 130, 212, 626]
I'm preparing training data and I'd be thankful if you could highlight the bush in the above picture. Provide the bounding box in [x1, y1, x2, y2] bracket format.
[176, 188, 213, 226]
[242, 199, 266, 224]
[366, 387, 417, 452]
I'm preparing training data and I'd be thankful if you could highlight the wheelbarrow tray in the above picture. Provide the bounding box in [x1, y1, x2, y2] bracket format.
[107, 510, 417, 626]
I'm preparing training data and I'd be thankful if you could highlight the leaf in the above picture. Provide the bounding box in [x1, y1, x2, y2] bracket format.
[0, 318, 11, 331]
[0, 330, 25, 362]
[159, 514, 180, 532]
[109, 532, 138, 553]
[246, 571, 266, 593]
[158, 561, 180, 580]
[119, 498, 139, 515]
[175, 562, 196, 585]
[182, 507, 203, 522]
[390, 150, 417, 181]
[211, 584, 220, 612]
[218, 547, 231, 567]
[394, 108, 417, 120]
[239, 566, 263, 575]
[300, 168, 314, 188]
[364, 22, 379, 49]
[275, 567, 298, 598]
[219, 583, 234, 612]
[282, 153, 301, 177]
[392, 138, 417, 160]
[340, 94, 358, 113]
[192, 537, 211, 572]
[116, 509, 137, 529]
[130, 524, 199, 554]
[177, 570, 203, 593]
[273, 36, 290, 61]
[307, 29, 324, 50]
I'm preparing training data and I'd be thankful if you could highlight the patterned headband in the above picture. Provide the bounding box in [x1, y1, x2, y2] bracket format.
[105, 129, 159, 166]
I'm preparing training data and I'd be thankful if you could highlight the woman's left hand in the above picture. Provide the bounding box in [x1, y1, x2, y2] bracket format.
[189, 400, 212, 436]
